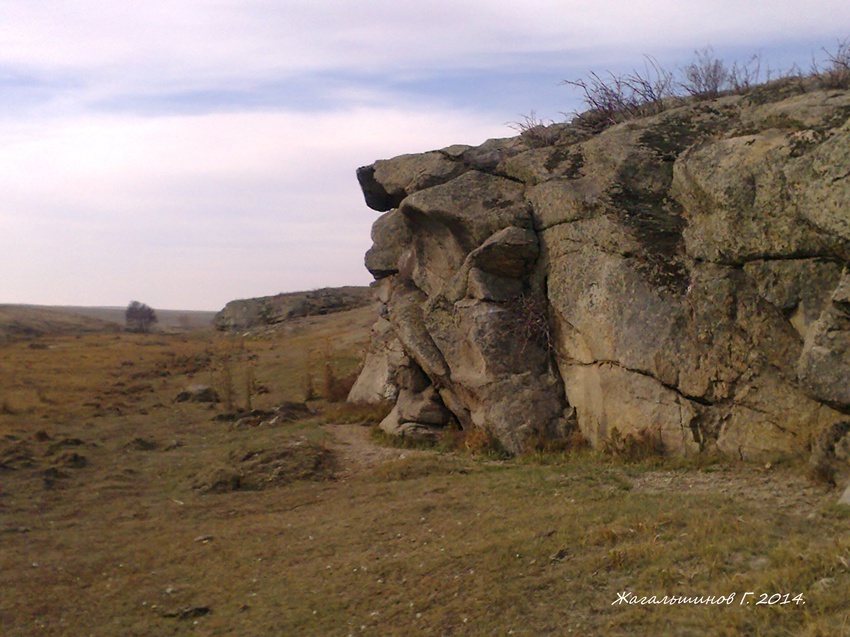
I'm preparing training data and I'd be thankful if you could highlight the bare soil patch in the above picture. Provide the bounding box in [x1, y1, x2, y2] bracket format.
[322, 423, 434, 476]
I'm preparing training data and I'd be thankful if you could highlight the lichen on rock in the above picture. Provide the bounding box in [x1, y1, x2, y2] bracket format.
[350, 85, 850, 466]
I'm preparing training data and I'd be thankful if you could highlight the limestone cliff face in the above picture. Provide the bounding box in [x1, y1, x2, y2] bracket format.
[350, 83, 850, 460]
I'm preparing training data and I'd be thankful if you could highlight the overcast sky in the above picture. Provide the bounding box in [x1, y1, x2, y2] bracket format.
[1, 1, 847, 310]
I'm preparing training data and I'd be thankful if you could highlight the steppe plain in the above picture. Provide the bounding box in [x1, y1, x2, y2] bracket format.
[1, 304, 848, 636]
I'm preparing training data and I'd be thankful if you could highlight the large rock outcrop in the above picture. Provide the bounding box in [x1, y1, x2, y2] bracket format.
[350, 83, 850, 460]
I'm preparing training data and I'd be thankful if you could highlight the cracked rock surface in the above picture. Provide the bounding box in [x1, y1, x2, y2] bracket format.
[351, 85, 850, 461]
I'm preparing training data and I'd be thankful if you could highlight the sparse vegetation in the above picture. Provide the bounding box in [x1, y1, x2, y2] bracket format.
[507, 291, 554, 352]
[681, 46, 731, 98]
[563, 55, 677, 127]
[304, 343, 359, 403]
[372, 421, 512, 458]
[603, 426, 666, 463]
[507, 110, 560, 147]
[811, 37, 850, 89]
[212, 335, 258, 413]
[457, 424, 509, 457]
[558, 39, 848, 131]
[1, 304, 849, 635]
[522, 426, 588, 457]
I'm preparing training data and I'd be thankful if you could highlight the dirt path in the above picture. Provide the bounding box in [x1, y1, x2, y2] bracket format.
[322, 423, 433, 476]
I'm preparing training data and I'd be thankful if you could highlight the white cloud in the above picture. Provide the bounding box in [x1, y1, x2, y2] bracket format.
[0, 105, 507, 309]
[1, 0, 848, 309]
[3, 1, 848, 84]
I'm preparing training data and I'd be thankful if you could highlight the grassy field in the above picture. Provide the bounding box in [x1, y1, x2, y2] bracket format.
[0, 305, 217, 341]
[1, 305, 849, 636]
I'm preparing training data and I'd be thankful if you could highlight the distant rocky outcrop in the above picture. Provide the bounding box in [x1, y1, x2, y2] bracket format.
[350, 81, 850, 461]
[215, 287, 373, 331]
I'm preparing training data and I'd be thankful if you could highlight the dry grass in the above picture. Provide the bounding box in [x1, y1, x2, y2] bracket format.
[603, 426, 666, 463]
[564, 40, 850, 132]
[1, 306, 849, 636]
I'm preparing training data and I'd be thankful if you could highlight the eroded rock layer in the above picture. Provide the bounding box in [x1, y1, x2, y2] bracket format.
[351, 84, 850, 460]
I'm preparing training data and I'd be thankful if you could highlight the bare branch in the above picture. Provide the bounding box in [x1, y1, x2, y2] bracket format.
[812, 37, 850, 89]
[681, 47, 730, 98]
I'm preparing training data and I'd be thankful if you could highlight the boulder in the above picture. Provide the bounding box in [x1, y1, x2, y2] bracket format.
[797, 271, 850, 406]
[346, 318, 406, 404]
[378, 405, 443, 442]
[466, 268, 523, 302]
[467, 227, 539, 279]
[364, 211, 412, 278]
[397, 386, 453, 427]
[357, 151, 469, 212]
[716, 372, 845, 461]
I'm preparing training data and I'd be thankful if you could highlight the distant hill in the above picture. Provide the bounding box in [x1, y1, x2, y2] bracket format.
[0, 305, 120, 340]
[0, 305, 217, 341]
[61, 306, 217, 332]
